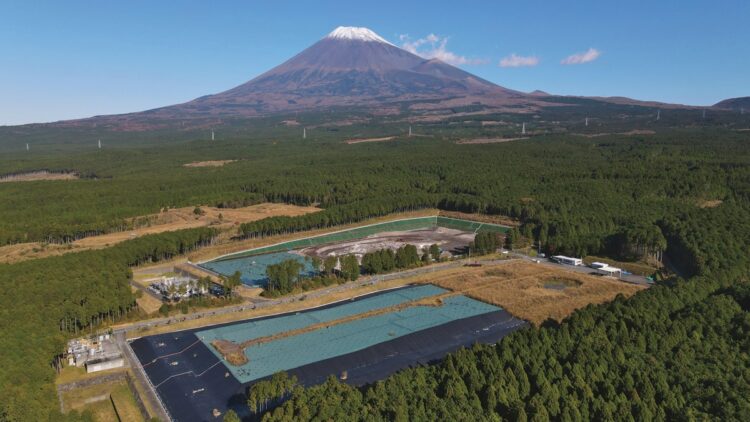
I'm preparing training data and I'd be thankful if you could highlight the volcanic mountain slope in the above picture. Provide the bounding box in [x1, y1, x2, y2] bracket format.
[93, 27, 535, 125]
[714, 96, 750, 111]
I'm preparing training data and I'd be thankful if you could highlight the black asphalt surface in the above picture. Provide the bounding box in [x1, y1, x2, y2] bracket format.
[129, 287, 526, 421]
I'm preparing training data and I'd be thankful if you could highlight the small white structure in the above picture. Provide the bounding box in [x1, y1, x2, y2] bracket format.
[596, 266, 621, 277]
[590, 262, 622, 276]
[552, 255, 583, 266]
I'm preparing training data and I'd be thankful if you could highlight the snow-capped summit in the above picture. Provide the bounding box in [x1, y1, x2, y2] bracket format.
[86, 25, 524, 125]
[326, 26, 392, 45]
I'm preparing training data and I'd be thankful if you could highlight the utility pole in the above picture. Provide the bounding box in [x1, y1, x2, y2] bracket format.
[522, 122, 526, 135]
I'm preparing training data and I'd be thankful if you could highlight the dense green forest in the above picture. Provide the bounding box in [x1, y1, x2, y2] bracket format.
[0, 108, 748, 421]
[0, 228, 216, 421]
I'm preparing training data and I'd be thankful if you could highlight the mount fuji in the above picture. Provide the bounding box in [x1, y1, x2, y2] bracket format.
[85, 26, 535, 126]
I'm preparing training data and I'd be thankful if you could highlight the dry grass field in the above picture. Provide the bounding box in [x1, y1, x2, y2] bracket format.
[456, 137, 529, 144]
[182, 160, 237, 167]
[0, 203, 320, 264]
[0, 170, 79, 183]
[411, 260, 645, 325]
[345, 136, 397, 144]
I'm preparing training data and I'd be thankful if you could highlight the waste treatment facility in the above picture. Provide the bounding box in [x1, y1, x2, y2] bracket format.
[128, 216, 523, 420]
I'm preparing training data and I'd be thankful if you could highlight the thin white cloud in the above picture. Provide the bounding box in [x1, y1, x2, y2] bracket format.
[400, 33, 486, 66]
[561, 48, 601, 65]
[499, 53, 539, 68]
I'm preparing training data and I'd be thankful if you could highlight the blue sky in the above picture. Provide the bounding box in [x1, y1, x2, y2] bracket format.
[1, 0, 748, 125]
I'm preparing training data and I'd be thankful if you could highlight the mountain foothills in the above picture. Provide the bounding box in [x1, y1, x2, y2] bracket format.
[714, 96, 750, 111]
[0, 26, 749, 422]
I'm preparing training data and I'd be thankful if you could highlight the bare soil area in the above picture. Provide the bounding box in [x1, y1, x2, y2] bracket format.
[182, 160, 237, 168]
[299, 227, 474, 259]
[456, 137, 529, 145]
[345, 136, 397, 144]
[439, 210, 519, 227]
[697, 199, 723, 208]
[574, 130, 655, 138]
[0, 171, 78, 183]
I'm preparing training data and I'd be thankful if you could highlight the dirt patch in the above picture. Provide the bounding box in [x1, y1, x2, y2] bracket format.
[345, 136, 397, 144]
[0, 171, 78, 183]
[0, 203, 320, 264]
[299, 227, 474, 259]
[697, 199, 723, 208]
[574, 130, 656, 138]
[438, 210, 519, 227]
[418, 260, 645, 325]
[456, 137, 529, 145]
[183, 160, 237, 168]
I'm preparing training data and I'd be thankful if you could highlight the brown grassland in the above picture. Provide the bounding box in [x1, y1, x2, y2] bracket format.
[414, 260, 645, 325]
[455, 137, 529, 144]
[182, 160, 237, 167]
[0, 170, 79, 183]
[345, 136, 397, 144]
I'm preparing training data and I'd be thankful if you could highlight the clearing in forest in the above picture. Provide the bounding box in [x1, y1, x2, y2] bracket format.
[345, 136, 397, 144]
[409, 260, 645, 325]
[182, 160, 237, 167]
[456, 137, 529, 144]
[0, 170, 79, 183]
